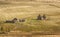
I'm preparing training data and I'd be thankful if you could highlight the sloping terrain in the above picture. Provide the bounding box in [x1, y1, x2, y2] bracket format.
[0, 0, 60, 37]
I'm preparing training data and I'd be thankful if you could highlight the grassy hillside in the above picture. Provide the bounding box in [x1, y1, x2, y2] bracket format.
[0, 1, 60, 34]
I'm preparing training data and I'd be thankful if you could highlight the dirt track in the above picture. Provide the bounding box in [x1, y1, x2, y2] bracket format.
[0, 34, 60, 37]
[0, 31, 60, 37]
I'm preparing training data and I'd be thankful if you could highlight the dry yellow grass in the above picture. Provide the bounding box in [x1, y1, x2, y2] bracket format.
[0, 1, 60, 37]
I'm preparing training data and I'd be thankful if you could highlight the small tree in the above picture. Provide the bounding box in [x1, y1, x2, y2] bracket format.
[37, 14, 42, 20]
[42, 14, 46, 20]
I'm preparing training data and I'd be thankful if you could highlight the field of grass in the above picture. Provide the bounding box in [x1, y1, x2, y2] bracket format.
[0, 1, 60, 35]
